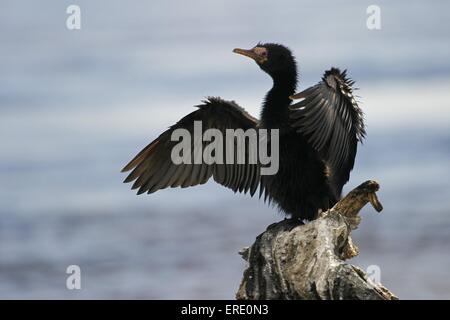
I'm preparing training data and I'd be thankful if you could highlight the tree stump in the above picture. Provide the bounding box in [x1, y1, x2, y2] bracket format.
[236, 180, 397, 300]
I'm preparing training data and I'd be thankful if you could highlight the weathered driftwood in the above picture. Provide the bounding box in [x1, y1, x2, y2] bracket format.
[236, 180, 397, 300]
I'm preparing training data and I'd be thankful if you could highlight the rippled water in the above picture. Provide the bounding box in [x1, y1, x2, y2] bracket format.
[1, 0, 449, 299]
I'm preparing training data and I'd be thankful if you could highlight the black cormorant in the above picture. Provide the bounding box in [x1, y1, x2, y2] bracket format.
[122, 43, 366, 220]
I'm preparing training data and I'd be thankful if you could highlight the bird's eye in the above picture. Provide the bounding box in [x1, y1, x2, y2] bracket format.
[253, 47, 268, 58]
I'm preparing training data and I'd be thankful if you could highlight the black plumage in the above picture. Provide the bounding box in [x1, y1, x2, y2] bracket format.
[122, 43, 365, 220]
[122, 98, 260, 195]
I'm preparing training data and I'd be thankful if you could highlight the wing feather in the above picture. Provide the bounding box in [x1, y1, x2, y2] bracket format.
[289, 68, 366, 196]
[122, 97, 261, 196]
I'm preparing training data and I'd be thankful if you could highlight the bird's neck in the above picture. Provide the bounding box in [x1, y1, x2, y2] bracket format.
[261, 69, 297, 128]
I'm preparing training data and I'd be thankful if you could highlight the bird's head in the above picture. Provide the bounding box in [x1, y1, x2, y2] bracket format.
[233, 43, 296, 78]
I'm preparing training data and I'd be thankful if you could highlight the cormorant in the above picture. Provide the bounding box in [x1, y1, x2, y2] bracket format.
[122, 43, 366, 220]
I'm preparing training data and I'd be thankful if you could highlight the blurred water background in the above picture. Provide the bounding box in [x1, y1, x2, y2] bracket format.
[0, 0, 449, 299]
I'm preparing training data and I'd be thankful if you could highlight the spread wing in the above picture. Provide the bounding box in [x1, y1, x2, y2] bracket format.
[289, 68, 366, 196]
[122, 97, 261, 196]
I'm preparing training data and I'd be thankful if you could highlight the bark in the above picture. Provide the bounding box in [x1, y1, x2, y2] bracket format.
[236, 180, 397, 300]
